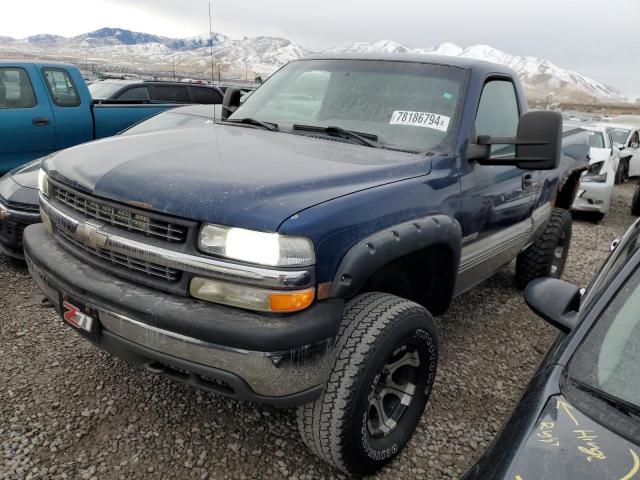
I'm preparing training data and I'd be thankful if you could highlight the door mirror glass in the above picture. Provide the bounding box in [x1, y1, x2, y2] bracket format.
[524, 278, 581, 333]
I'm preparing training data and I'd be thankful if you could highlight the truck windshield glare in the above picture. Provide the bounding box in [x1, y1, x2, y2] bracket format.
[230, 59, 466, 153]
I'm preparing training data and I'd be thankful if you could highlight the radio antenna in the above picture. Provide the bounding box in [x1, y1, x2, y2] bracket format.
[208, 2, 215, 84]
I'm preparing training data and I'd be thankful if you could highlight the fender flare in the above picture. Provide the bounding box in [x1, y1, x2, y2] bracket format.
[330, 215, 462, 299]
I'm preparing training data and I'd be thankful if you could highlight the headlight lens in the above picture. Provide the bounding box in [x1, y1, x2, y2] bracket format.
[190, 277, 315, 312]
[38, 169, 49, 197]
[581, 162, 607, 183]
[198, 224, 315, 267]
[581, 173, 607, 183]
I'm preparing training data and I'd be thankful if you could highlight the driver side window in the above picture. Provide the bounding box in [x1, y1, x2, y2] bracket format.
[475, 80, 520, 157]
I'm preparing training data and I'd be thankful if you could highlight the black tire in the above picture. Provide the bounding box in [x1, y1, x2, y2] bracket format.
[615, 158, 630, 185]
[515, 208, 572, 290]
[632, 179, 640, 217]
[297, 293, 438, 476]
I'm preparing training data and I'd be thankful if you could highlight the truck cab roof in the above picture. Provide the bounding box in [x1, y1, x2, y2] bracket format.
[299, 53, 518, 76]
[0, 59, 77, 69]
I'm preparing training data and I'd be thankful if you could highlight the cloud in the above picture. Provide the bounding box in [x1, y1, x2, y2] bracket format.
[1, 0, 637, 95]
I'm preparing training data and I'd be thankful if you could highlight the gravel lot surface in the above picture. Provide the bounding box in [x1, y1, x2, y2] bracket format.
[1, 182, 637, 480]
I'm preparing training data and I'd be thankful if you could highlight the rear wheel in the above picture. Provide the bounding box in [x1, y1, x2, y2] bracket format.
[515, 208, 572, 290]
[632, 178, 640, 216]
[297, 293, 438, 476]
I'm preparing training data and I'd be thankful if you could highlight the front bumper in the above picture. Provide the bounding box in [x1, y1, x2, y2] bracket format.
[0, 199, 41, 259]
[24, 224, 343, 406]
[571, 182, 612, 214]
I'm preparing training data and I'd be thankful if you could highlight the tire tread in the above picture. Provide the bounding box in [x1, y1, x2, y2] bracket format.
[297, 293, 432, 473]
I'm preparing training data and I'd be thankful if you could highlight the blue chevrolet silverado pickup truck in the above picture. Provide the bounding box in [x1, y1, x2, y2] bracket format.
[25, 54, 588, 475]
[0, 61, 183, 173]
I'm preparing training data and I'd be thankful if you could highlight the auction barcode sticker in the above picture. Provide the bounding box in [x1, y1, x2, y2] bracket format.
[390, 111, 450, 132]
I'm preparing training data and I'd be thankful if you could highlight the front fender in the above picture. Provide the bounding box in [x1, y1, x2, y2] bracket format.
[330, 215, 462, 299]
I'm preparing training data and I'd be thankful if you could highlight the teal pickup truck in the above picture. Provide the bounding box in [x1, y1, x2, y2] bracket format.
[0, 61, 185, 173]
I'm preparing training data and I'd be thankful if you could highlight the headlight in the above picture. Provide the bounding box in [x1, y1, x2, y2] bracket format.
[190, 278, 315, 312]
[581, 173, 607, 183]
[198, 224, 315, 267]
[586, 161, 604, 175]
[38, 169, 49, 197]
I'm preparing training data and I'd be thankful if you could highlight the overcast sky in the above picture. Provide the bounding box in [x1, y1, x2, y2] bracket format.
[1, 0, 638, 96]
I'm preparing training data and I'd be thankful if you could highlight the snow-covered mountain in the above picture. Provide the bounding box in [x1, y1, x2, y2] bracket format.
[325, 40, 625, 103]
[0, 28, 626, 104]
[0, 27, 309, 82]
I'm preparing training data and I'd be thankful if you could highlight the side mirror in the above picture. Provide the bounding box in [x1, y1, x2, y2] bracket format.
[221, 87, 242, 121]
[524, 278, 581, 333]
[631, 143, 639, 149]
[467, 110, 562, 170]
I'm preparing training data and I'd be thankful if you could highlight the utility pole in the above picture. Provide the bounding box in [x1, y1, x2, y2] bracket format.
[172, 57, 176, 81]
[208, 2, 215, 84]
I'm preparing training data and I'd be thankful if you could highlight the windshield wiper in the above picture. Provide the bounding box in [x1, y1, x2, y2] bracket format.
[571, 378, 640, 419]
[292, 124, 381, 148]
[227, 118, 278, 131]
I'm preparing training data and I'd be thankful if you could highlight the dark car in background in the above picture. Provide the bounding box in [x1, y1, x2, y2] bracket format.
[89, 80, 223, 104]
[463, 220, 640, 480]
[0, 104, 217, 259]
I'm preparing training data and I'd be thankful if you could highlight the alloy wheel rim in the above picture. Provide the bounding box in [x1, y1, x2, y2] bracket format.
[366, 346, 420, 438]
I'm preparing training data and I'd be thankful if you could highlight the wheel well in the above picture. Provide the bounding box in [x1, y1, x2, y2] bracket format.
[356, 244, 456, 316]
[554, 171, 582, 210]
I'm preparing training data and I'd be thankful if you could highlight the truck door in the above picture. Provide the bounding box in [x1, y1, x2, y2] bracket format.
[455, 78, 537, 293]
[41, 67, 93, 150]
[0, 65, 56, 173]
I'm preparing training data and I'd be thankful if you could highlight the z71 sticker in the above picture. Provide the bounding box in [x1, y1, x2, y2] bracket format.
[390, 111, 450, 132]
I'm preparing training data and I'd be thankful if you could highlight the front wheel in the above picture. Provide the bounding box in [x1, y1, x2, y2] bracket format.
[616, 157, 630, 184]
[515, 208, 572, 290]
[297, 293, 438, 476]
[632, 178, 640, 216]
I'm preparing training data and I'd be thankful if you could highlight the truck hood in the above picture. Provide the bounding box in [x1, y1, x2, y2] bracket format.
[45, 125, 432, 231]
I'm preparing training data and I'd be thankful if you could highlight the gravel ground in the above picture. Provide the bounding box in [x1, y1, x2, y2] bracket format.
[1, 182, 637, 480]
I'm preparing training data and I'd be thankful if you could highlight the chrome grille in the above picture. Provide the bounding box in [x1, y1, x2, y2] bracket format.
[56, 223, 181, 282]
[52, 185, 187, 243]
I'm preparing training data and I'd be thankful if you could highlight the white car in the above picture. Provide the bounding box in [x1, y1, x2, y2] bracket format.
[594, 122, 640, 181]
[571, 125, 617, 221]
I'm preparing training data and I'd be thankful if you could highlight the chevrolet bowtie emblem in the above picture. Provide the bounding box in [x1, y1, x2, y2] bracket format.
[0, 207, 9, 220]
[75, 223, 108, 249]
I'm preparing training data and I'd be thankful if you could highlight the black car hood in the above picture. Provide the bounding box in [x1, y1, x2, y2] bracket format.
[45, 125, 431, 231]
[10, 158, 41, 189]
[505, 395, 640, 479]
[1, 165, 39, 208]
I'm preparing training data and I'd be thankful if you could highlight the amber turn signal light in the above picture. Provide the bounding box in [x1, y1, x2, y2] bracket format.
[269, 289, 315, 312]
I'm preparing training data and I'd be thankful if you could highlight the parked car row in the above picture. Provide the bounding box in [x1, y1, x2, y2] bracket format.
[0, 61, 223, 174]
[3, 54, 637, 478]
[0, 105, 216, 258]
[569, 120, 640, 221]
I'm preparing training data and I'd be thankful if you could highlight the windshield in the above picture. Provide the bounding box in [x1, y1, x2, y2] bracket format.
[570, 266, 640, 411]
[120, 112, 214, 136]
[88, 82, 125, 99]
[608, 128, 631, 146]
[229, 59, 466, 152]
